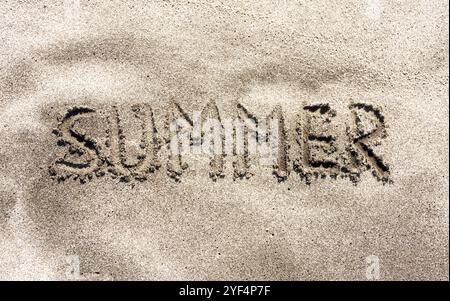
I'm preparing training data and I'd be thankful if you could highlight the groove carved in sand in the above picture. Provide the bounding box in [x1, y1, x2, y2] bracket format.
[49, 101, 392, 184]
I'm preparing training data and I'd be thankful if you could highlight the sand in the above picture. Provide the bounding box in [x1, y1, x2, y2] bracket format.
[0, 0, 448, 280]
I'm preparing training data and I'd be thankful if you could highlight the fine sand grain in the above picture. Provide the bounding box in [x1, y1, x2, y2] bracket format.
[0, 0, 448, 280]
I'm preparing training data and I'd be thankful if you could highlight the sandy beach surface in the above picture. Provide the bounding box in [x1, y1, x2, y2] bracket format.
[0, 0, 448, 280]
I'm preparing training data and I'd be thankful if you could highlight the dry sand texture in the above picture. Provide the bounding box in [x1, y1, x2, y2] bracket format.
[0, 0, 448, 280]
